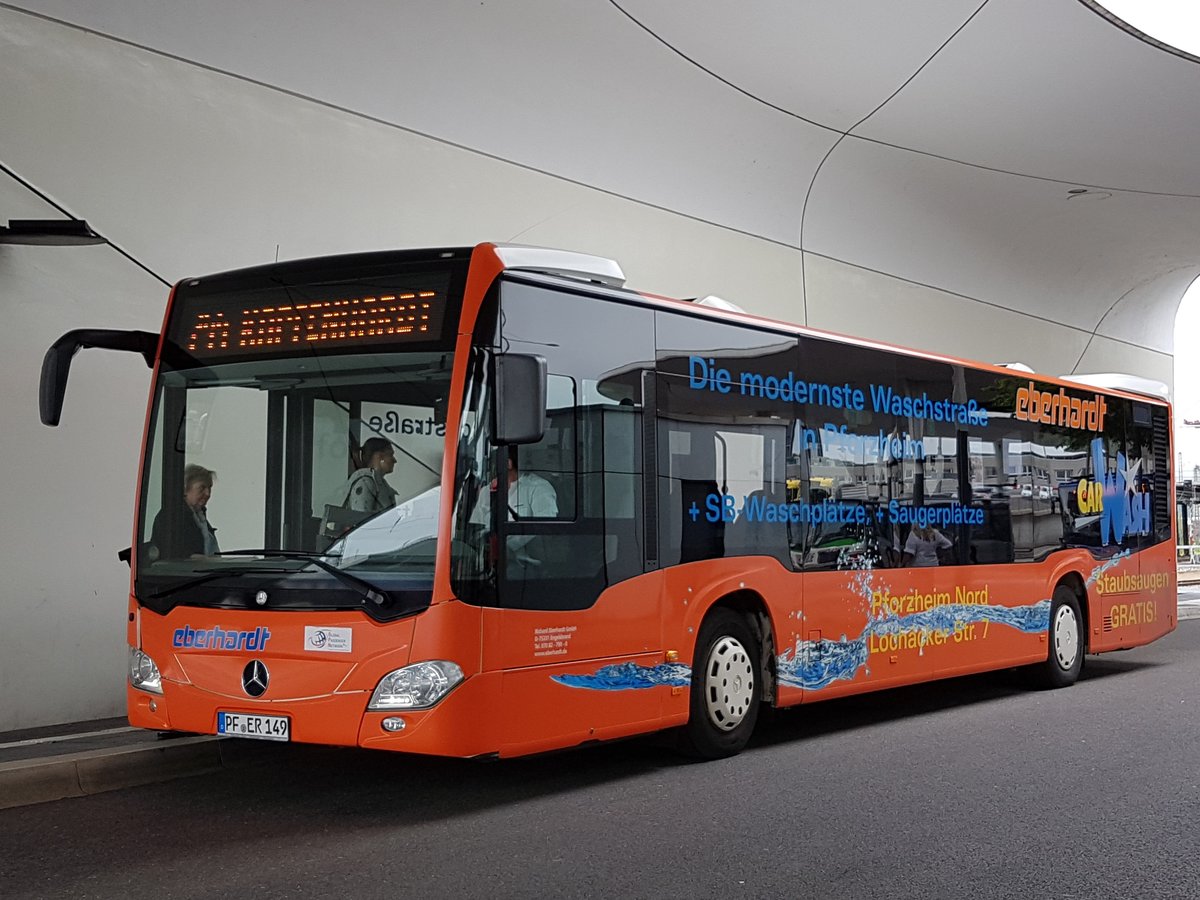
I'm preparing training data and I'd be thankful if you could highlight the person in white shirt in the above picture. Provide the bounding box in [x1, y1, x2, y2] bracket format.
[902, 525, 953, 567]
[471, 453, 558, 566]
[473, 454, 558, 520]
[508, 459, 558, 522]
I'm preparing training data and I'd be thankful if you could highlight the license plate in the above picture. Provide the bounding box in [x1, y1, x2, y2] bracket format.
[217, 712, 290, 741]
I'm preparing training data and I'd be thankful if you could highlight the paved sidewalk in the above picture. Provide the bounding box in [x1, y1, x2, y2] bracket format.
[5, 588, 1199, 811]
[1179, 567, 1200, 585]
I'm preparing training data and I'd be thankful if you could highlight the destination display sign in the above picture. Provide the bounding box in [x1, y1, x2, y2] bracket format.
[176, 288, 447, 356]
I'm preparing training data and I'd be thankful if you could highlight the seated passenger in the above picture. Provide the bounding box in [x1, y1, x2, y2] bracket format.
[343, 437, 399, 514]
[151, 464, 220, 559]
[902, 526, 952, 567]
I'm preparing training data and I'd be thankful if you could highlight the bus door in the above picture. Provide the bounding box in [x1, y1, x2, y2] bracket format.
[799, 508, 934, 695]
[792, 337, 936, 697]
[471, 278, 663, 752]
[1123, 401, 1172, 642]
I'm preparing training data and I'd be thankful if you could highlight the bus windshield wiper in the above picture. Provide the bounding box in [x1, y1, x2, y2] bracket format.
[215, 549, 389, 607]
[148, 566, 291, 600]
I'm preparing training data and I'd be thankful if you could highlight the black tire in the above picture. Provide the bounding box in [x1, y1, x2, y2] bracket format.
[679, 609, 761, 759]
[1033, 585, 1084, 688]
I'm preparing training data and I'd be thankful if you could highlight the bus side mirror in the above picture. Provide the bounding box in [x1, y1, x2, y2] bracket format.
[491, 353, 547, 445]
[40, 329, 158, 426]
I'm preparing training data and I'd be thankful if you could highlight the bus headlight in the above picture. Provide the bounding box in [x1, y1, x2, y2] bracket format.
[368, 661, 463, 710]
[129, 647, 163, 694]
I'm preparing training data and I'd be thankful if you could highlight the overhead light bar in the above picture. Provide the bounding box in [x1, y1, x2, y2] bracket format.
[0, 219, 105, 245]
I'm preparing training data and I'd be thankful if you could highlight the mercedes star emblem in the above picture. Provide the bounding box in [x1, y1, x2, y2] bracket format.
[242, 659, 269, 697]
[255, 590, 269, 606]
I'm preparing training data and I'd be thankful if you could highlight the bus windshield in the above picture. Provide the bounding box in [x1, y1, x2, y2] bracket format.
[135, 348, 454, 617]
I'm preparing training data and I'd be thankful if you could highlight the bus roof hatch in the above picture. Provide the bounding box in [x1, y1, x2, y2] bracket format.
[492, 244, 625, 288]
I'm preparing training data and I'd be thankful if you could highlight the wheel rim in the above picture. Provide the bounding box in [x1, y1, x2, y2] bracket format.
[1053, 604, 1079, 670]
[704, 636, 755, 731]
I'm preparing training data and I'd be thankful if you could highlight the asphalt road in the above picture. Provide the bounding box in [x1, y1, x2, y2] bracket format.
[4, 622, 1200, 900]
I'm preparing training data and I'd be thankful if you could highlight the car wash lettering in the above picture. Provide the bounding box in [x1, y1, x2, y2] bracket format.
[1076, 438, 1152, 546]
[686, 356, 987, 425]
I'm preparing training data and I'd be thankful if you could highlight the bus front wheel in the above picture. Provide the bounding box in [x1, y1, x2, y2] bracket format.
[1034, 585, 1084, 688]
[679, 609, 761, 759]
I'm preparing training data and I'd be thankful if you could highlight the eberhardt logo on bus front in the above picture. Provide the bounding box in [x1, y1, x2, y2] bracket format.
[172, 625, 272, 651]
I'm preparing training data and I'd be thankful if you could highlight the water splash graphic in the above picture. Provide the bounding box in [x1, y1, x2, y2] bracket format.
[552, 662, 692, 691]
[1086, 549, 1132, 587]
[554, 550, 1137, 693]
[777, 600, 1051, 690]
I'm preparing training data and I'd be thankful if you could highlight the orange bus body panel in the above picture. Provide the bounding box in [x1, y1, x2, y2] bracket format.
[1088, 540, 1176, 652]
[131, 536, 1178, 757]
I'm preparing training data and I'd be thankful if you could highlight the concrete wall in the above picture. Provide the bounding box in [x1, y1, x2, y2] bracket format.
[0, 8, 1177, 729]
[0, 10, 808, 729]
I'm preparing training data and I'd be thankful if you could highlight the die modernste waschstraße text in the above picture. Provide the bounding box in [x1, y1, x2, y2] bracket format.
[687, 356, 987, 426]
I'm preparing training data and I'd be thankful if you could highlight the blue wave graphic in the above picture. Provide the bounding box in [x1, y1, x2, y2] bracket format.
[555, 551, 1134, 693]
[777, 600, 1051, 690]
[778, 635, 869, 691]
[552, 661, 692, 691]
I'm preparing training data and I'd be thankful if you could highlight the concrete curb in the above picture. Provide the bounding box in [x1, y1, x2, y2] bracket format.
[0, 735, 222, 810]
[0, 734, 290, 810]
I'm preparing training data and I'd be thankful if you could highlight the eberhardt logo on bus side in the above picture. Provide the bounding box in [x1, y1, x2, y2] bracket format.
[1014, 381, 1107, 431]
[172, 625, 272, 651]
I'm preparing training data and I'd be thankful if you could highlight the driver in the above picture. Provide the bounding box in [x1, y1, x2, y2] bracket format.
[471, 451, 558, 566]
[473, 451, 558, 523]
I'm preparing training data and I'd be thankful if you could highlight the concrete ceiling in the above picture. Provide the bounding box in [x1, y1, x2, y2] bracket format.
[4, 0, 1199, 362]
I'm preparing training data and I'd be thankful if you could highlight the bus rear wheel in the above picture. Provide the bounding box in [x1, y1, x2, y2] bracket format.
[1033, 585, 1084, 688]
[679, 609, 761, 759]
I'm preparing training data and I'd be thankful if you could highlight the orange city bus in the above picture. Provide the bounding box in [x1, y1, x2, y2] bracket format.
[40, 243, 1177, 759]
